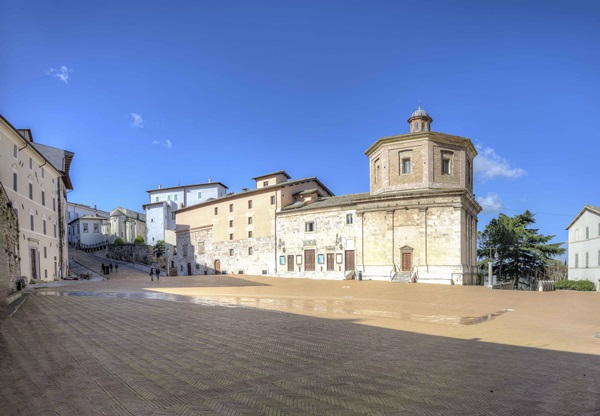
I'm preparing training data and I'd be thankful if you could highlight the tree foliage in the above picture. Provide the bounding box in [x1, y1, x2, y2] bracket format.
[114, 237, 125, 245]
[133, 235, 145, 245]
[478, 210, 565, 289]
[154, 240, 165, 257]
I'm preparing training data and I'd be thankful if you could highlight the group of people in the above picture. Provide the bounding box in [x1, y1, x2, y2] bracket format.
[149, 267, 161, 282]
[101, 263, 118, 275]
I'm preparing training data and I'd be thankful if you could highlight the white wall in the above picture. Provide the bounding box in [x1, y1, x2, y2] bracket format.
[568, 209, 600, 289]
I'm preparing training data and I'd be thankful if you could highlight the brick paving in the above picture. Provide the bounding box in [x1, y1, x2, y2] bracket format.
[1, 252, 600, 415]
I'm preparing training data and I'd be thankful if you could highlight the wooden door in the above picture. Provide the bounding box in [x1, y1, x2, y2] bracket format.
[401, 252, 412, 271]
[187, 263, 192, 276]
[326, 253, 334, 271]
[304, 250, 315, 271]
[30, 249, 38, 279]
[344, 250, 355, 272]
[287, 255, 294, 271]
[214, 259, 221, 274]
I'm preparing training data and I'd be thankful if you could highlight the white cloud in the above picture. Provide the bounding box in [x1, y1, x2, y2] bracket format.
[477, 193, 503, 214]
[474, 145, 526, 181]
[46, 66, 72, 84]
[152, 139, 172, 149]
[130, 113, 144, 128]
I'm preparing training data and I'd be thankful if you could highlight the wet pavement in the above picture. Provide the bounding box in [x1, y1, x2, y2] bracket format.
[1, 250, 600, 415]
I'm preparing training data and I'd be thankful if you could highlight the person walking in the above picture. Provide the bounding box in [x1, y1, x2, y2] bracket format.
[115, 263, 118, 272]
[109, 263, 113, 273]
[101, 263, 105, 275]
[149, 267, 154, 282]
[155, 268, 160, 282]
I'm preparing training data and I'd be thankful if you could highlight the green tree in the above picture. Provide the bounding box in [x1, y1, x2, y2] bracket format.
[478, 210, 565, 289]
[133, 235, 145, 245]
[114, 237, 125, 245]
[154, 240, 165, 258]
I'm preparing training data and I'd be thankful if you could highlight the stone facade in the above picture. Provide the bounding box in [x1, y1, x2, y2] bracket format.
[175, 109, 481, 285]
[105, 207, 146, 244]
[0, 182, 21, 306]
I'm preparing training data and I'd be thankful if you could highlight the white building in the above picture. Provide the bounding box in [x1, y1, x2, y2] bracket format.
[106, 207, 146, 244]
[0, 115, 74, 282]
[144, 182, 228, 262]
[67, 202, 109, 246]
[566, 205, 600, 290]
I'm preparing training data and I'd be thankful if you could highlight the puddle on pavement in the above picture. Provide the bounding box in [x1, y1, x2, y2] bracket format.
[35, 290, 513, 326]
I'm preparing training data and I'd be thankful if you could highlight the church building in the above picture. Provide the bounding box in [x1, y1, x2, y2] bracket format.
[175, 108, 481, 284]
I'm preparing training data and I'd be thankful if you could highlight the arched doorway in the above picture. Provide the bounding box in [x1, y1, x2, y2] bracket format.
[214, 259, 221, 274]
[187, 262, 192, 276]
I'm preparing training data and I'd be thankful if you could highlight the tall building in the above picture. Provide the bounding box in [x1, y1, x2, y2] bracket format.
[0, 115, 74, 282]
[175, 108, 481, 284]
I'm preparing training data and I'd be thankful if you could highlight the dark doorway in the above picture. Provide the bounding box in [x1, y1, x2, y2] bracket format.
[305, 250, 315, 271]
[187, 262, 192, 276]
[214, 259, 221, 274]
[327, 253, 334, 271]
[344, 250, 355, 272]
[287, 255, 294, 271]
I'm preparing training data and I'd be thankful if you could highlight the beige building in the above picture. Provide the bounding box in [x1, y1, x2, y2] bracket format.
[175, 172, 333, 275]
[0, 115, 73, 282]
[176, 108, 481, 284]
[0, 182, 21, 306]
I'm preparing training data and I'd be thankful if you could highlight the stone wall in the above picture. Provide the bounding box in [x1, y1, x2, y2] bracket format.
[0, 182, 21, 306]
[106, 244, 152, 264]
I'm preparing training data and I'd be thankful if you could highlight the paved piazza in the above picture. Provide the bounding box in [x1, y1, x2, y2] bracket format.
[1, 253, 600, 415]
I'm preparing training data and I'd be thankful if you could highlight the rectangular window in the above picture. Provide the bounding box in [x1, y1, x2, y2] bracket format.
[229, 203, 233, 212]
[167, 195, 171, 201]
[174, 194, 178, 201]
[29, 183, 33, 199]
[41, 191, 45, 206]
[197, 191, 202, 198]
[155, 196, 159, 202]
[44, 247, 47, 258]
[575, 253, 579, 268]
[248, 217, 253, 225]
[172, 212, 176, 221]
[248, 231, 253, 238]
[442, 151, 453, 175]
[305, 221, 315, 232]
[263, 181, 268, 187]
[41, 168, 44, 178]
[270, 195, 275, 205]
[229, 249, 234, 256]
[13, 173, 17, 191]
[229, 220, 233, 227]
[467, 160, 472, 184]
[83, 223, 88, 233]
[402, 158, 411, 174]
[214, 207, 218, 215]
[248, 247, 253, 255]
[346, 214, 353, 225]
[94, 223, 99, 233]
[54, 224, 57, 237]
[14, 144, 17, 158]
[586, 252, 589, 268]
[29, 157, 32, 169]
[53, 198, 56, 211]
[30, 215, 34, 231]
[586, 227, 589, 239]
[182, 244, 188, 257]
[229, 233, 233, 240]
[198, 242, 205, 254]
[43, 220, 47, 235]
[248, 200, 253, 209]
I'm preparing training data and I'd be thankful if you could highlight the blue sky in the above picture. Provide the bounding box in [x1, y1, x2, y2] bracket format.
[1, 0, 599, 246]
